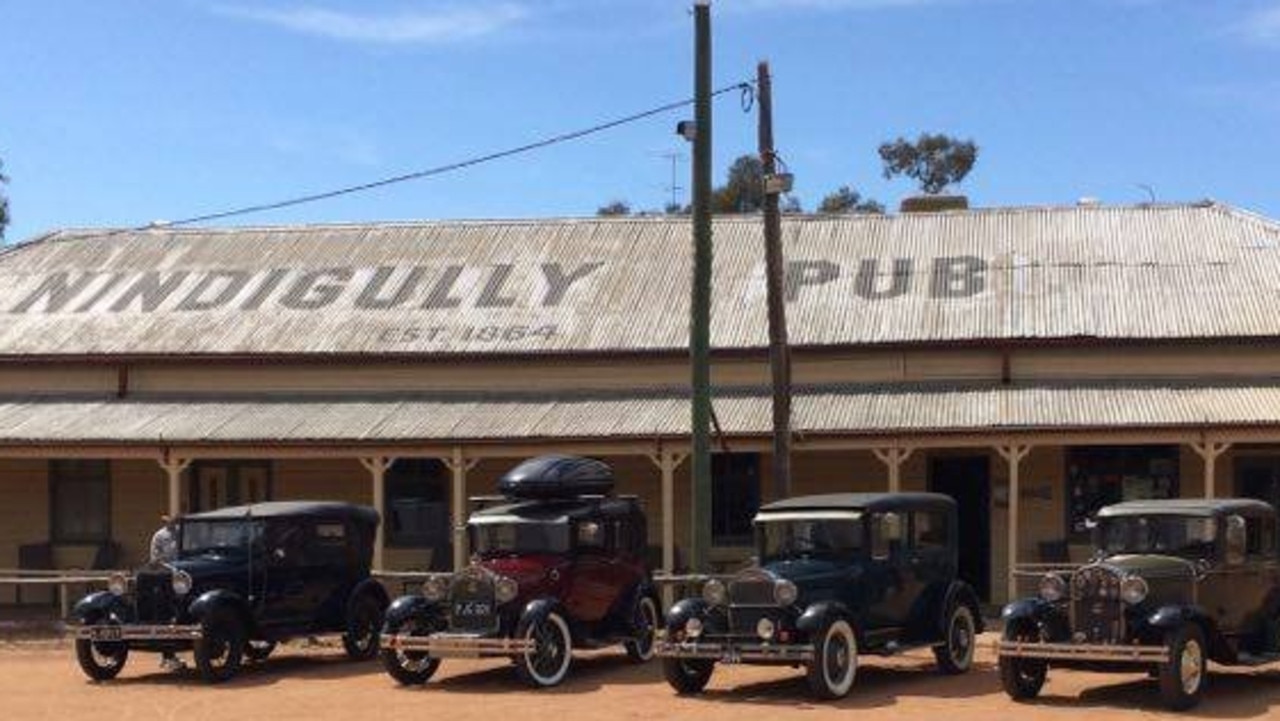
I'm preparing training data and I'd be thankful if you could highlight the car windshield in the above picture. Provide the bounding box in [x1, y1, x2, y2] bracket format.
[1096, 515, 1217, 558]
[180, 519, 265, 557]
[470, 520, 571, 556]
[757, 513, 864, 563]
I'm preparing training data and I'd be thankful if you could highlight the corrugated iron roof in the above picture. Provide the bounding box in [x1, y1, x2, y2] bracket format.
[1, 202, 1277, 357]
[2, 380, 1279, 444]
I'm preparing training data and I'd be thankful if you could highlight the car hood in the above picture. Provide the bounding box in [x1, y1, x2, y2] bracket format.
[759, 557, 853, 585]
[1098, 554, 1199, 580]
[479, 555, 569, 586]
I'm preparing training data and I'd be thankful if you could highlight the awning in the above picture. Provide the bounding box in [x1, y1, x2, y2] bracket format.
[1, 380, 1279, 446]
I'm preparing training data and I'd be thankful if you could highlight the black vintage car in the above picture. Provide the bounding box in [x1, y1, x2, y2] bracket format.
[998, 498, 1280, 710]
[380, 455, 660, 688]
[72, 501, 390, 683]
[657, 493, 983, 699]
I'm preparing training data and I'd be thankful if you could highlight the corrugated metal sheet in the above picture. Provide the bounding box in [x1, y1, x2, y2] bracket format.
[1, 202, 1278, 357]
[2, 381, 1280, 444]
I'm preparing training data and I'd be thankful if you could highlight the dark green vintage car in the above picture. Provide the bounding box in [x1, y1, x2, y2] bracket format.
[658, 493, 982, 700]
[998, 498, 1280, 711]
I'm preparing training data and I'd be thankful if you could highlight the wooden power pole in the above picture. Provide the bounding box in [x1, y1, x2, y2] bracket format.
[688, 0, 714, 573]
[757, 60, 792, 500]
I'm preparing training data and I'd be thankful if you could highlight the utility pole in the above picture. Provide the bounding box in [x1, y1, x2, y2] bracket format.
[689, 0, 714, 574]
[757, 60, 792, 500]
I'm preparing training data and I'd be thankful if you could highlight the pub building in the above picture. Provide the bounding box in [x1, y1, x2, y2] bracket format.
[2, 200, 1280, 607]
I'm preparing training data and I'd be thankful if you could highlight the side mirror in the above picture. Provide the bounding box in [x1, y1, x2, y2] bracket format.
[1226, 515, 1246, 566]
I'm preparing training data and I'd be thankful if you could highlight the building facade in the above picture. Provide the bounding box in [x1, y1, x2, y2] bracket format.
[3, 202, 1280, 605]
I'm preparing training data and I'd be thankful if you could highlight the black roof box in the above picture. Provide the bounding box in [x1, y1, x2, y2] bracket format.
[497, 455, 615, 500]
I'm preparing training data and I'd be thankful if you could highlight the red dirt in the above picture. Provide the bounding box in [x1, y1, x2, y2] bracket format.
[3, 633, 1280, 720]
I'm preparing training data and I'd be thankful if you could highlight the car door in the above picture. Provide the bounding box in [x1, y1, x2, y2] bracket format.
[864, 511, 912, 630]
[260, 520, 312, 629]
[566, 518, 617, 624]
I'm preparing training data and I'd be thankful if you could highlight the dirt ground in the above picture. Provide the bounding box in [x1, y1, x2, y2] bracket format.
[4, 633, 1280, 721]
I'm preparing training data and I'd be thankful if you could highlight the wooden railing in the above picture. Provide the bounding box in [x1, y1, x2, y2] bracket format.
[0, 569, 122, 619]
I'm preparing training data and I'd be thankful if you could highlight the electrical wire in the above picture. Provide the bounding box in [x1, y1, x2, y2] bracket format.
[125, 81, 755, 233]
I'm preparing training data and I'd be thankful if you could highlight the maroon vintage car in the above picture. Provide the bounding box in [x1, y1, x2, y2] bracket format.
[380, 455, 660, 688]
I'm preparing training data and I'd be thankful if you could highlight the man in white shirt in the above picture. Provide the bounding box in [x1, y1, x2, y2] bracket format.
[149, 515, 183, 671]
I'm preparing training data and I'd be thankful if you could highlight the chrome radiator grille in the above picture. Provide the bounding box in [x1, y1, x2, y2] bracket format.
[1071, 566, 1124, 644]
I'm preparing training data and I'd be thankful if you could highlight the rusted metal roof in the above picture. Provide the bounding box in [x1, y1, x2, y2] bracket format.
[2, 380, 1279, 444]
[1, 202, 1277, 357]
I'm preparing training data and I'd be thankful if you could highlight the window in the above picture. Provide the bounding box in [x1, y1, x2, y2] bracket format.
[712, 453, 761, 547]
[576, 521, 606, 551]
[188, 461, 272, 513]
[871, 512, 904, 560]
[50, 460, 111, 543]
[385, 459, 449, 548]
[913, 511, 949, 551]
[1246, 516, 1277, 559]
[1066, 446, 1179, 541]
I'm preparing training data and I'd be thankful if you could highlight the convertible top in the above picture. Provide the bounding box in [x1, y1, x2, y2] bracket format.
[759, 492, 956, 515]
[185, 501, 380, 528]
[1098, 498, 1275, 519]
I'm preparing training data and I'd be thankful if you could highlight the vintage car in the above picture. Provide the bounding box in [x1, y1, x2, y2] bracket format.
[998, 498, 1280, 711]
[72, 501, 389, 683]
[380, 455, 659, 688]
[657, 492, 983, 699]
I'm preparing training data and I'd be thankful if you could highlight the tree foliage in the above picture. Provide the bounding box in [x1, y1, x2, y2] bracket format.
[712, 155, 766, 213]
[596, 200, 631, 217]
[818, 186, 885, 215]
[0, 159, 9, 241]
[878, 133, 977, 195]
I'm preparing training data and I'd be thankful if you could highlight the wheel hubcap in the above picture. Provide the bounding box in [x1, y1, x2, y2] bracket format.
[1181, 640, 1203, 694]
[951, 613, 973, 664]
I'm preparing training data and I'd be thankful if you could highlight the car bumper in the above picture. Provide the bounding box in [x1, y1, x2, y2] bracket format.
[996, 640, 1170, 663]
[384, 633, 535, 658]
[657, 638, 814, 663]
[75, 624, 203, 643]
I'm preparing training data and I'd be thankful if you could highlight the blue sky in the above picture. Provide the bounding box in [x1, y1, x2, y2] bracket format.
[1, 0, 1278, 242]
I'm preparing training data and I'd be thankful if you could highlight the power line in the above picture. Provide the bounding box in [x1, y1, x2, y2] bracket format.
[130, 81, 754, 232]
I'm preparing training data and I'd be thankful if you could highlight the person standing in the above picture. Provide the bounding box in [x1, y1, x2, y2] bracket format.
[149, 515, 183, 671]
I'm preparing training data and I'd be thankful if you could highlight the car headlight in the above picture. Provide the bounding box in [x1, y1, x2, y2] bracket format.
[1039, 573, 1066, 602]
[422, 575, 449, 602]
[1120, 575, 1148, 605]
[171, 570, 193, 597]
[684, 617, 703, 639]
[773, 579, 798, 606]
[494, 576, 519, 604]
[756, 617, 776, 640]
[702, 579, 727, 606]
[107, 572, 128, 597]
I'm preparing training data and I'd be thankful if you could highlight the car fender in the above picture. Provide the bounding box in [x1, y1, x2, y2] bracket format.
[520, 597, 569, 628]
[347, 578, 391, 613]
[614, 579, 660, 631]
[940, 580, 985, 635]
[1146, 604, 1216, 635]
[1000, 597, 1057, 627]
[383, 594, 441, 627]
[72, 591, 130, 623]
[665, 597, 709, 631]
[187, 588, 251, 628]
[796, 600, 854, 639]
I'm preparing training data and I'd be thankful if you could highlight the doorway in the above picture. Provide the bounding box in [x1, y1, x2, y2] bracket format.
[929, 455, 991, 600]
[1236, 455, 1280, 511]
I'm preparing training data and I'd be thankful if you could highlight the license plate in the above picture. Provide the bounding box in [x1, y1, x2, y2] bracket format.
[719, 651, 742, 665]
[90, 626, 123, 642]
[454, 602, 492, 617]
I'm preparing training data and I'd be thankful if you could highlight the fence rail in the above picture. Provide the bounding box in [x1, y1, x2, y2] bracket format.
[0, 569, 122, 618]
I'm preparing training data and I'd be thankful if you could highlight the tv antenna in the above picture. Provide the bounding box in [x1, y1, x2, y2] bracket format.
[660, 151, 687, 209]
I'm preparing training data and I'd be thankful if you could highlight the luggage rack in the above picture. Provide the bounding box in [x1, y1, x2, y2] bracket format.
[468, 493, 640, 511]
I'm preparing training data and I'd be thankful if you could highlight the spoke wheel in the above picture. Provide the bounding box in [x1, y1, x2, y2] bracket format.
[75, 619, 129, 682]
[515, 611, 573, 688]
[624, 595, 660, 662]
[998, 620, 1047, 701]
[343, 594, 385, 661]
[806, 619, 858, 700]
[380, 616, 440, 686]
[1158, 624, 1207, 711]
[934, 603, 976, 674]
[193, 610, 245, 684]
